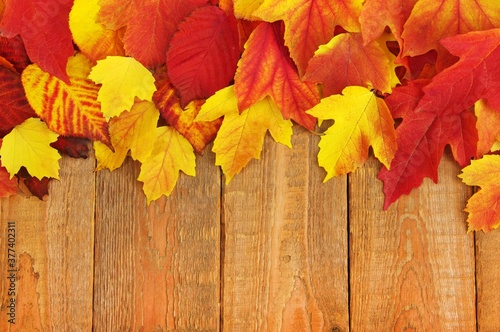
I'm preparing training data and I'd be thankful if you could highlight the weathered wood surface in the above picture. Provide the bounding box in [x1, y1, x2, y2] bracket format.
[0, 135, 498, 331]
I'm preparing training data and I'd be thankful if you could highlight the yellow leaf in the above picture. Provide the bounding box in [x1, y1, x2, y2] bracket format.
[88, 56, 156, 119]
[197, 86, 292, 183]
[0, 118, 61, 179]
[69, 0, 125, 62]
[233, 0, 265, 20]
[94, 100, 159, 171]
[22, 53, 111, 147]
[137, 126, 196, 204]
[307, 85, 397, 181]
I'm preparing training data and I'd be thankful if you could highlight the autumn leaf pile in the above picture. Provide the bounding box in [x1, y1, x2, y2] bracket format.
[1, 0, 500, 232]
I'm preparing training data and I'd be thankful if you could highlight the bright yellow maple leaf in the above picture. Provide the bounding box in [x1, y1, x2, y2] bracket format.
[69, 0, 125, 62]
[232, 0, 265, 20]
[22, 53, 111, 147]
[0, 118, 61, 180]
[88, 56, 156, 119]
[196, 86, 292, 183]
[459, 155, 500, 232]
[94, 100, 159, 171]
[307, 86, 397, 181]
[137, 126, 196, 204]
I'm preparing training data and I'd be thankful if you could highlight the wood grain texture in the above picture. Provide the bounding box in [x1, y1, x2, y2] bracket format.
[0, 152, 95, 331]
[349, 153, 476, 331]
[93, 150, 221, 331]
[222, 127, 349, 331]
[476, 230, 500, 331]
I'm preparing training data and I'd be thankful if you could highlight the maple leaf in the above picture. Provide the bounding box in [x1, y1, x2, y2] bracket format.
[303, 32, 399, 96]
[359, 0, 418, 45]
[153, 78, 221, 154]
[97, 0, 207, 68]
[0, 118, 61, 179]
[166, 6, 239, 106]
[234, 22, 319, 130]
[69, 0, 125, 62]
[402, 0, 500, 58]
[88, 56, 156, 119]
[254, 0, 363, 76]
[22, 53, 111, 147]
[0, 66, 37, 137]
[0, 0, 74, 82]
[307, 86, 397, 181]
[0, 35, 30, 73]
[475, 99, 500, 157]
[94, 100, 159, 171]
[379, 29, 500, 208]
[23, 175, 50, 199]
[459, 155, 500, 232]
[0, 139, 17, 197]
[137, 126, 196, 204]
[196, 85, 292, 183]
[231, 0, 264, 20]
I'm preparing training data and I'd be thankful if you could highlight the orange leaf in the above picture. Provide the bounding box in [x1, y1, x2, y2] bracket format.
[21, 53, 111, 147]
[402, 0, 500, 58]
[153, 80, 222, 154]
[475, 99, 500, 157]
[234, 22, 319, 130]
[304, 32, 398, 96]
[459, 155, 500, 232]
[359, 0, 418, 45]
[254, 0, 362, 75]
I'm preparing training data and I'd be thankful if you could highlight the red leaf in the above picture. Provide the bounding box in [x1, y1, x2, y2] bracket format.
[384, 79, 429, 119]
[0, 35, 30, 73]
[0, 66, 37, 137]
[167, 6, 240, 106]
[23, 175, 50, 200]
[99, 0, 207, 68]
[50, 136, 90, 159]
[0, 0, 74, 82]
[234, 22, 319, 130]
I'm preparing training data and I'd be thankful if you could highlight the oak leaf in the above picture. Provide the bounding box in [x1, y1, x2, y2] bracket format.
[94, 100, 159, 171]
[69, 0, 125, 62]
[307, 86, 397, 181]
[88, 56, 156, 120]
[166, 6, 239, 106]
[0, 118, 61, 179]
[254, 0, 363, 75]
[0, 0, 74, 82]
[138, 126, 196, 204]
[304, 32, 399, 96]
[459, 155, 500, 232]
[22, 53, 111, 147]
[196, 86, 292, 183]
[234, 22, 319, 130]
[0, 66, 37, 137]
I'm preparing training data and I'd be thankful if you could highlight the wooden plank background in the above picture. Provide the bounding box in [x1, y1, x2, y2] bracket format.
[0, 129, 498, 331]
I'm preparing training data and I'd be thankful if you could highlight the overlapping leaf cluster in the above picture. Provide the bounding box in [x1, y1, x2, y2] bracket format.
[0, 0, 500, 232]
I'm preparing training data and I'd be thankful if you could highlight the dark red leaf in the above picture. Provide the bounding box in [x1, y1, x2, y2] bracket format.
[50, 136, 90, 159]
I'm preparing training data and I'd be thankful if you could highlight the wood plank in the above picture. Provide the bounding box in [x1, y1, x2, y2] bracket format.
[349, 153, 476, 331]
[476, 230, 500, 331]
[0, 152, 95, 331]
[222, 127, 349, 331]
[93, 150, 221, 331]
